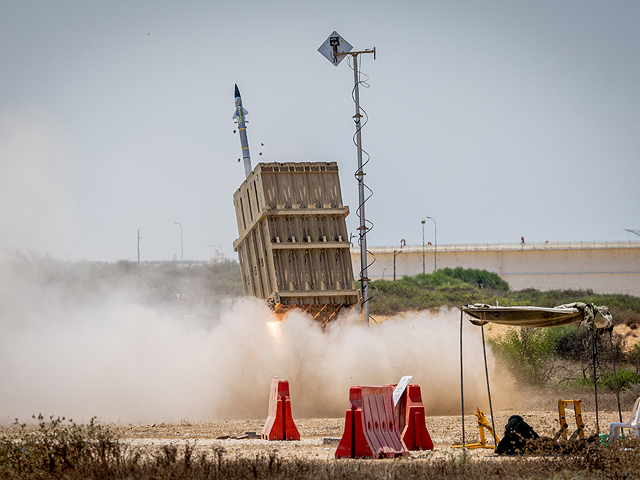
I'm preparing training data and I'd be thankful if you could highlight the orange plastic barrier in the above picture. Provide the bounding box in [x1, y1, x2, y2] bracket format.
[261, 378, 300, 441]
[396, 384, 434, 450]
[335, 385, 409, 459]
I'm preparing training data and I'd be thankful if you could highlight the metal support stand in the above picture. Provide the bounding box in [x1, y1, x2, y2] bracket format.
[592, 331, 600, 434]
[557, 399, 585, 441]
[610, 331, 623, 423]
[460, 309, 466, 455]
[481, 325, 497, 447]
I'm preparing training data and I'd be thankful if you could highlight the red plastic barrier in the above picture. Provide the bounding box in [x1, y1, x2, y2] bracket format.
[261, 378, 300, 441]
[396, 384, 433, 450]
[335, 385, 408, 459]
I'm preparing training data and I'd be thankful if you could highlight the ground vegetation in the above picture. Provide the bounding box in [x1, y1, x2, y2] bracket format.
[2, 415, 640, 479]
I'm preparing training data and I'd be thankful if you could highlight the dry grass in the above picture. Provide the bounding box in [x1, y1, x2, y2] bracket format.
[2, 440, 640, 479]
[2, 414, 640, 479]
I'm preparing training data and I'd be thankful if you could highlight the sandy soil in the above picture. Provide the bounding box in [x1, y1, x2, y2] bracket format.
[104, 408, 627, 461]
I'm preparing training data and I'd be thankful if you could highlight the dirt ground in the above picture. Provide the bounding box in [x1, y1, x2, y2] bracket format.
[106, 408, 627, 461]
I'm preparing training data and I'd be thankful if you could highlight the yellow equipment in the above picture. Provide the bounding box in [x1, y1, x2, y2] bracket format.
[453, 408, 500, 449]
[555, 399, 584, 441]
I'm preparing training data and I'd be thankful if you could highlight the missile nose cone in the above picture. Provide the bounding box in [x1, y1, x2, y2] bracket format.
[234, 84, 241, 99]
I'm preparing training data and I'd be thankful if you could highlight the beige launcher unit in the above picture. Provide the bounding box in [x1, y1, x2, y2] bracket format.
[232, 161, 358, 323]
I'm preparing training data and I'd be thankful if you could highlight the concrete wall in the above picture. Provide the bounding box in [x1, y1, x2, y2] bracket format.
[350, 241, 640, 296]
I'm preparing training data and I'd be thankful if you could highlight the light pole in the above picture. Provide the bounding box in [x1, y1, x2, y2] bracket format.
[425, 216, 437, 272]
[393, 250, 399, 281]
[174, 222, 183, 264]
[382, 267, 387, 280]
[421, 219, 426, 274]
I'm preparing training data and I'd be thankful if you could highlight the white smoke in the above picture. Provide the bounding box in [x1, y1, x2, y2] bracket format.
[0, 269, 505, 424]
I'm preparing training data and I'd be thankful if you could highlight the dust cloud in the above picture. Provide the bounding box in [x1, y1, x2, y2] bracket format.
[0, 106, 509, 425]
[0, 263, 509, 424]
[209, 304, 509, 420]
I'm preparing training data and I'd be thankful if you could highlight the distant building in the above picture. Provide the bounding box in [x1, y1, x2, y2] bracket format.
[352, 241, 640, 296]
[208, 249, 231, 265]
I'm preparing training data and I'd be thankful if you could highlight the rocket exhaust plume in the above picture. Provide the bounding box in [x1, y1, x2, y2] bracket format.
[233, 84, 252, 177]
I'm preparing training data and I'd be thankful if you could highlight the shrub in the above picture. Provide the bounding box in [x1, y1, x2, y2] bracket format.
[0, 415, 121, 477]
[600, 369, 639, 391]
[439, 267, 509, 291]
[490, 327, 558, 386]
[369, 268, 513, 314]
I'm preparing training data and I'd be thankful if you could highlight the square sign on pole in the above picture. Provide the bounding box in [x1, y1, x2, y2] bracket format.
[317, 31, 353, 66]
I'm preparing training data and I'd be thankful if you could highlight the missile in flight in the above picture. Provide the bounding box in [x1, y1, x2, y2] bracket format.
[233, 84, 252, 177]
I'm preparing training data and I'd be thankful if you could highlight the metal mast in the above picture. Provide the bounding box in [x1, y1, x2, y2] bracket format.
[352, 52, 373, 325]
[318, 32, 375, 325]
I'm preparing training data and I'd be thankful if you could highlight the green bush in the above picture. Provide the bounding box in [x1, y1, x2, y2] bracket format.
[369, 268, 512, 314]
[439, 267, 509, 291]
[600, 369, 639, 391]
[490, 327, 558, 386]
[563, 369, 640, 392]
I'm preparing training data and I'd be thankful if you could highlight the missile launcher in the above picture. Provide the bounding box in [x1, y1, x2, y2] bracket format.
[232, 161, 358, 324]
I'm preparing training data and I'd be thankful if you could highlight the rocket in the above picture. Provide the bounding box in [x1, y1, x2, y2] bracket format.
[233, 84, 252, 177]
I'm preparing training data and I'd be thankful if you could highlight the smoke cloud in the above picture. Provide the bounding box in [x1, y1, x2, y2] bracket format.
[0, 261, 508, 425]
[0, 107, 510, 425]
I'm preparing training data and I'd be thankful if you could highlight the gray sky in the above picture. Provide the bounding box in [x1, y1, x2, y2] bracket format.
[1, 0, 639, 262]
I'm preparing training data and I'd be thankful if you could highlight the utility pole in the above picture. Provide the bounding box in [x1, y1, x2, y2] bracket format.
[174, 222, 183, 264]
[393, 250, 398, 281]
[421, 219, 426, 274]
[426, 216, 437, 272]
[137, 229, 140, 264]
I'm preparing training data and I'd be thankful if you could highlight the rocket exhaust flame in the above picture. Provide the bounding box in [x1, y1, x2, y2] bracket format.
[266, 320, 282, 340]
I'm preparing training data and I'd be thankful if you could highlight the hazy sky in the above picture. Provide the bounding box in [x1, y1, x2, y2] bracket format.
[2, 1, 639, 262]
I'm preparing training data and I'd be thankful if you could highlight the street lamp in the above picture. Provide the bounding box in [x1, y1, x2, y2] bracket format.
[425, 216, 437, 272]
[174, 222, 183, 264]
[421, 219, 426, 274]
[393, 249, 400, 281]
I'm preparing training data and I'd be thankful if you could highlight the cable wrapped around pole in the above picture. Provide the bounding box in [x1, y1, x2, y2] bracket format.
[460, 309, 466, 454]
[481, 325, 497, 447]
